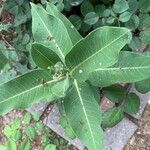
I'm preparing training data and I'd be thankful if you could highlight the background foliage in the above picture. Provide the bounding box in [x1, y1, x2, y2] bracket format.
[0, 0, 150, 150]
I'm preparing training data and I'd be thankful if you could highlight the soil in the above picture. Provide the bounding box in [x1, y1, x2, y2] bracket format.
[124, 104, 150, 150]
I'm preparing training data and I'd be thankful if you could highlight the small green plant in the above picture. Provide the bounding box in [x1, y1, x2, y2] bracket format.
[0, 112, 68, 150]
[1, 2, 150, 150]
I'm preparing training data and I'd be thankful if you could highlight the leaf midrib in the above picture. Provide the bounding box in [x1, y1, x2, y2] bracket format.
[95, 66, 150, 71]
[70, 30, 130, 74]
[33, 6, 65, 59]
[74, 80, 97, 149]
[0, 79, 60, 104]
[33, 46, 55, 66]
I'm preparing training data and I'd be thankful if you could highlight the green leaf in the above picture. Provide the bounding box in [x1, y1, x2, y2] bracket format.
[119, 11, 131, 23]
[69, 15, 82, 30]
[35, 122, 44, 132]
[128, 37, 141, 51]
[84, 12, 99, 25]
[138, 13, 150, 30]
[46, 3, 82, 45]
[3, 125, 12, 138]
[31, 43, 61, 69]
[64, 80, 103, 150]
[95, 4, 106, 17]
[21, 140, 31, 150]
[135, 78, 150, 94]
[0, 69, 69, 115]
[11, 119, 21, 130]
[103, 85, 126, 103]
[0, 145, 6, 150]
[80, 1, 94, 16]
[66, 27, 131, 83]
[6, 140, 17, 150]
[31, 3, 73, 61]
[103, 9, 111, 17]
[140, 30, 150, 45]
[128, 0, 138, 14]
[25, 126, 37, 140]
[102, 107, 124, 128]
[123, 93, 140, 114]
[139, 0, 150, 13]
[22, 33, 30, 45]
[113, 0, 129, 14]
[44, 144, 56, 150]
[0, 51, 8, 70]
[12, 130, 22, 141]
[23, 112, 32, 124]
[89, 51, 150, 87]
[32, 112, 41, 121]
[106, 16, 115, 24]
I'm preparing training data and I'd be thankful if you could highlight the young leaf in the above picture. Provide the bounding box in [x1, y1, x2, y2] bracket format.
[128, 0, 138, 14]
[0, 145, 6, 150]
[66, 27, 131, 83]
[32, 112, 41, 122]
[23, 112, 32, 124]
[138, 13, 150, 30]
[140, 30, 150, 45]
[12, 130, 22, 141]
[46, 2, 82, 45]
[80, 1, 94, 16]
[139, 0, 150, 13]
[119, 11, 131, 23]
[113, 0, 129, 14]
[31, 43, 61, 69]
[11, 119, 21, 130]
[31, 3, 73, 61]
[84, 12, 99, 25]
[128, 37, 141, 51]
[25, 126, 37, 140]
[6, 140, 17, 150]
[64, 80, 103, 150]
[0, 70, 69, 115]
[103, 85, 126, 103]
[44, 144, 56, 150]
[102, 107, 124, 128]
[125, 15, 139, 30]
[3, 125, 12, 138]
[89, 51, 150, 87]
[123, 93, 140, 114]
[21, 140, 31, 150]
[35, 122, 44, 132]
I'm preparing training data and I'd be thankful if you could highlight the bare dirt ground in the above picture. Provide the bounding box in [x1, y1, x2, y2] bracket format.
[124, 104, 150, 150]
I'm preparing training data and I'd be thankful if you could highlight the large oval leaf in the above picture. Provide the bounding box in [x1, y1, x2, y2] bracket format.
[102, 107, 124, 128]
[0, 70, 69, 115]
[135, 78, 150, 94]
[123, 93, 140, 114]
[46, 2, 82, 46]
[66, 27, 131, 82]
[31, 3, 73, 61]
[89, 51, 150, 87]
[31, 43, 61, 69]
[64, 80, 103, 150]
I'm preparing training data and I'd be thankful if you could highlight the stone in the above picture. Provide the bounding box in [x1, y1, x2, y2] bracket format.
[43, 105, 85, 150]
[104, 118, 138, 150]
[27, 103, 48, 115]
